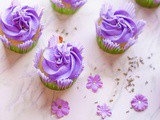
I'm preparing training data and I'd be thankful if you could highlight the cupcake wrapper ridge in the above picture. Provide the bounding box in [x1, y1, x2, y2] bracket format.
[36, 68, 75, 90]
[97, 37, 125, 54]
[0, 35, 38, 54]
[51, 0, 87, 15]
[40, 75, 75, 91]
[0, 25, 43, 54]
[52, 3, 77, 15]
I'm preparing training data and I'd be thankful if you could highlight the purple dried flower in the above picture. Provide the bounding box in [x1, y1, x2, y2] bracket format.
[97, 104, 112, 119]
[51, 99, 70, 118]
[86, 75, 103, 93]
[131, 94, 148, 112]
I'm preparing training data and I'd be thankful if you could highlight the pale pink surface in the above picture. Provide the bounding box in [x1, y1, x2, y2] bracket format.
[0, 0, 160, 120]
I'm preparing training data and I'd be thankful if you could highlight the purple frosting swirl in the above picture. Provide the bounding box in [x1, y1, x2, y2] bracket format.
[0, 3, 41, 42]
[96, 3, 146, 50]
[41, 36, 83, 82]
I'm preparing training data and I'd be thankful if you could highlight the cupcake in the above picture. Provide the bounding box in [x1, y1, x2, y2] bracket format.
[135, 0, 160, 8]
[95, 3, 146, 54]
[0, 1, 43, 54]
[34, 35, 84, 90]
[51, 0, 87, 15]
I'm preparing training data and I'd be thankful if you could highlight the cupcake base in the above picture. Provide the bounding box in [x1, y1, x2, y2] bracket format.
[3, 40, 38, 54]
[97, 37, 125, 54]
[135, 0, 160, 8]
[52, 3, 77, 15]
[40, 77, 75, 90]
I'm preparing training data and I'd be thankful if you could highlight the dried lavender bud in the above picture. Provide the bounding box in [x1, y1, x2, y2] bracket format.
[123, 73, 127, 76]
[65, 33, 69, 36]
[95, 101, 98, 104]
[115, 78, 120, 81]
[145, 81, 148, 85]
[61, 29, 65, 33]
[126, 111, 129, 113]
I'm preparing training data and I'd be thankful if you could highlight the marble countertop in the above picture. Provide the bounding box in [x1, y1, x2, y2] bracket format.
[0, 0, 160, 120]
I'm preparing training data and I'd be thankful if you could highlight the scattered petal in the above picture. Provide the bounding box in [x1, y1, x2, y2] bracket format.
[97, 104, 112, 119]
[51, 99, 70, 118]
[131, 94, 148, 112]
[86, 75, 103, 93]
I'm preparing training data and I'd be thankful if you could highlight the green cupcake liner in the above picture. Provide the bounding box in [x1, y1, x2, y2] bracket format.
[135, 0, 160, 8]
[97, 37, 125, 54]
[40, 77, 76, 91]
[52, 3, 77, 15]
[4, 40, 38, 54]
